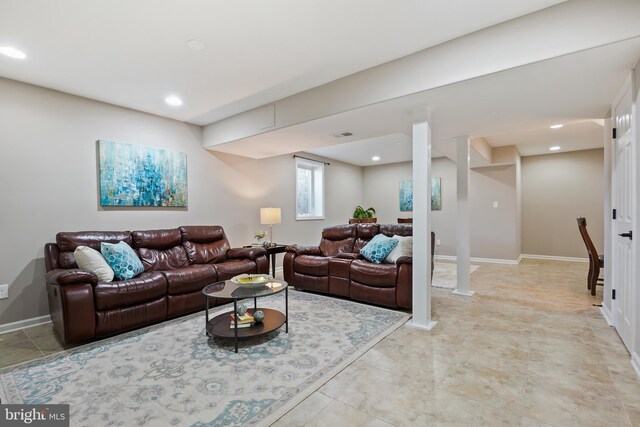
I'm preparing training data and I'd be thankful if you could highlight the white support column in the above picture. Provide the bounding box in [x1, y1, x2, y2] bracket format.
[409, 109, 437, 330]
[452, 135, 475, 297]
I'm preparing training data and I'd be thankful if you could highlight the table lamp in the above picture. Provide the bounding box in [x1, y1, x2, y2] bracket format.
[260, 207, 281, 245]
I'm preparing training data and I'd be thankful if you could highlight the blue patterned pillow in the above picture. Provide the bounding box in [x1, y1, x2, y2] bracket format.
[360, 234, 399, 264]
[101, 241, 144, 280]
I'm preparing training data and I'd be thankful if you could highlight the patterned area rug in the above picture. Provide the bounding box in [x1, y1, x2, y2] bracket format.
[431, 262, 480, 289]
[0, 290, 409, 426]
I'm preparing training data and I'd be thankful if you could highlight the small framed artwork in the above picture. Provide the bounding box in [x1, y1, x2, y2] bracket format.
[399, 178, 442, 211]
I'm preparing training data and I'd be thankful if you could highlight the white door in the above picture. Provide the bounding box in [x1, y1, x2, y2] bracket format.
[611, 77, 635, 351]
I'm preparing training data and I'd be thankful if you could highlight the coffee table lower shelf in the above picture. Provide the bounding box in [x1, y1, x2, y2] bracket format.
[206, 308, 286, 339]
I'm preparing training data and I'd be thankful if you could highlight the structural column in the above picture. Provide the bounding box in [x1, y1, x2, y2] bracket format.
[452, 136, 475, 296]
[409, 109, 437, 330]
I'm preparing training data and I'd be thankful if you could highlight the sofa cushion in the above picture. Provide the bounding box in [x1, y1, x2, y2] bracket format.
[360, 234, 398, 264]
[294, 255, 330, 276]
[94, 271, 167, 310]
[350, 260, 397, 287]
[163, 264, 217, 295]
[353, 224, 379, 253]
[101, 241, 144, 280]
[179, 225, 230, 264]
[213, 259, 256, 280]
[385, 235, 413, 264]
[56, 231, 132, 269]
[132, 229, 189, 271]
[319, 225, 356, 256]
[74, 246, 114, 282]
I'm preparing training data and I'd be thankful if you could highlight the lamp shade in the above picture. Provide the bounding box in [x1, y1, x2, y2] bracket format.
[260, 207, 281, 225]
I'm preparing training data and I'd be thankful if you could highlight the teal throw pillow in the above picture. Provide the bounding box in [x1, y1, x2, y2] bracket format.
[101, 241, 144, 280]
[360, 234, 399, 264]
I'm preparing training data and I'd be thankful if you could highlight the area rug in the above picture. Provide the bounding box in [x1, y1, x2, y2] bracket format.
[431, 262, 480, 289]
[0, 290, 409, 426]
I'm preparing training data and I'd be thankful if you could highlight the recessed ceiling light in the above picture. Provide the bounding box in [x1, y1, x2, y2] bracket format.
[186, 39, 205, 50]
[372, 156, 381, 161]
[0, 46, 26, 59]
[550, 124, 564, 129]
[165, 95, 183, 106]
[549, 146, 561, 151]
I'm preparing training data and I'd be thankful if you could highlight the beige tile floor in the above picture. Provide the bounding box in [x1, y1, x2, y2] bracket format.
[1, 260, 639, 426]
[273, 260, 640, 427]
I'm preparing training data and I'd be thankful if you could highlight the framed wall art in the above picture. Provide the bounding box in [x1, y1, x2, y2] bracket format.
[98, 140, 188, 207]
[399, 177, 441, 211]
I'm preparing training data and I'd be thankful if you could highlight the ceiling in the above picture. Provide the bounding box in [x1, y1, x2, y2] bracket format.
[215, 37, 640, 164]
[2, 0, 637, 167]
[0, 0, 564, 125]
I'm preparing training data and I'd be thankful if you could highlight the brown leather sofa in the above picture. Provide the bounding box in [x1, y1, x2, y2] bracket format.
[284, 224, 423, 309]
[44, 225, 268, 345]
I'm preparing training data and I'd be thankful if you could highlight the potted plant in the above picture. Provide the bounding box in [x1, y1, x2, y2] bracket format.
[349, 206, 377, 224]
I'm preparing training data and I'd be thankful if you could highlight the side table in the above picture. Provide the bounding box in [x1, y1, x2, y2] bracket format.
[245, 244, 287, 277]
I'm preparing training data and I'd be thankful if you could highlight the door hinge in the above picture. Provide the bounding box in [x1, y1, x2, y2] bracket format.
[613, 209, 617, 220]
[613, 128, 617, 139]
[612, 289, 616, 300]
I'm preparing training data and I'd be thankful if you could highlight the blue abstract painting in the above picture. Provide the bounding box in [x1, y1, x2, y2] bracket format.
[399, 180, 413, 211]
[99, 140, 188, 207]
[399, 178, 441, 211]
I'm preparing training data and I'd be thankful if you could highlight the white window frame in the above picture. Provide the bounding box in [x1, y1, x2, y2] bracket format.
[295, 157, 325, 220]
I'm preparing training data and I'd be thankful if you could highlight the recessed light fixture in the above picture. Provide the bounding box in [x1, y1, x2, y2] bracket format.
[550, 124, 564, 129]
[165, 95, 183, 106]
[549, 146, 561, 151]
[0, 46, 27, 59]
[372, 156, 381, 161]
[186, 39, 205, 50]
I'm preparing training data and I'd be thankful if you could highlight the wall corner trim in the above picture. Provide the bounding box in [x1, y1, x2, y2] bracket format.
[632, 352, 640, 380]
[519, 254, 589, 263]
[433, 255, 520, 265]
[600, 305, 614, 326]
[0, 315, 51, 335]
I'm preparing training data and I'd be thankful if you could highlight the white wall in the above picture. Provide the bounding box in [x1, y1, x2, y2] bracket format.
[0, 78, 362, 326]
[363, 158, 520, 260]
[521, 149, 604, 258]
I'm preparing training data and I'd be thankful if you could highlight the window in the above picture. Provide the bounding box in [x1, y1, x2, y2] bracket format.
[296, 157, 324, 220]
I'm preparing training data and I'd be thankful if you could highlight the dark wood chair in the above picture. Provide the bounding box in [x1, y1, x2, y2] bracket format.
[577, 217, 604, 296]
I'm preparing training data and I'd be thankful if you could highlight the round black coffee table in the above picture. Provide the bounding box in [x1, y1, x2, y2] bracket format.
[202, 278, 288, 353]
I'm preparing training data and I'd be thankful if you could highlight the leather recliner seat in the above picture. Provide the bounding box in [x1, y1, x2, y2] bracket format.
[44, 225, 268, 345]
[284, 224, 416, 309]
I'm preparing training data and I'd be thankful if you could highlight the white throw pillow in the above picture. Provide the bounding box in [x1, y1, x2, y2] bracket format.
[74, 245, 115, 282]
[385, 235, 413, 264]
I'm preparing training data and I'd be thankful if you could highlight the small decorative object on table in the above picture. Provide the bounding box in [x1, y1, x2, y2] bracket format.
[230, 274, 271, 287]
[236, 303, 248, 316]
[254, 230, 266, 245]
[253, 310, 265, 323]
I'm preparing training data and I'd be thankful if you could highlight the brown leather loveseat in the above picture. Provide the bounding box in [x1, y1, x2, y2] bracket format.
[283, 224, 414, 309]
[44, 225, 267, 345]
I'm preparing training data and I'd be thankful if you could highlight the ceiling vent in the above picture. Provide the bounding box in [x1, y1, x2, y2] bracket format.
[331, 131, 354, 138]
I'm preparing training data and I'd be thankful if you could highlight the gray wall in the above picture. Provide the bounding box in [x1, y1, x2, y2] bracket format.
[363, 158, 520, 260]
[0, 77, 362, 326]
[521, 148, 604, 258]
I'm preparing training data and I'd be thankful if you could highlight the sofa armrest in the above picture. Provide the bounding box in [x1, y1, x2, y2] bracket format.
[227, 247, 267, 260]
[336, 252, 362, 260]
[46, 269, 98, 286]
[396, 256, 412, 265]
[285, 245, 322, 256]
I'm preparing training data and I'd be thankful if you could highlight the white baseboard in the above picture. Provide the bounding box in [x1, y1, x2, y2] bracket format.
[434, 255, 520, 265]
[632, 352, 640, 380]
[520, 254, 588, 263]
[600, 305, 614, 326]
[0, 315, 51, 335]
